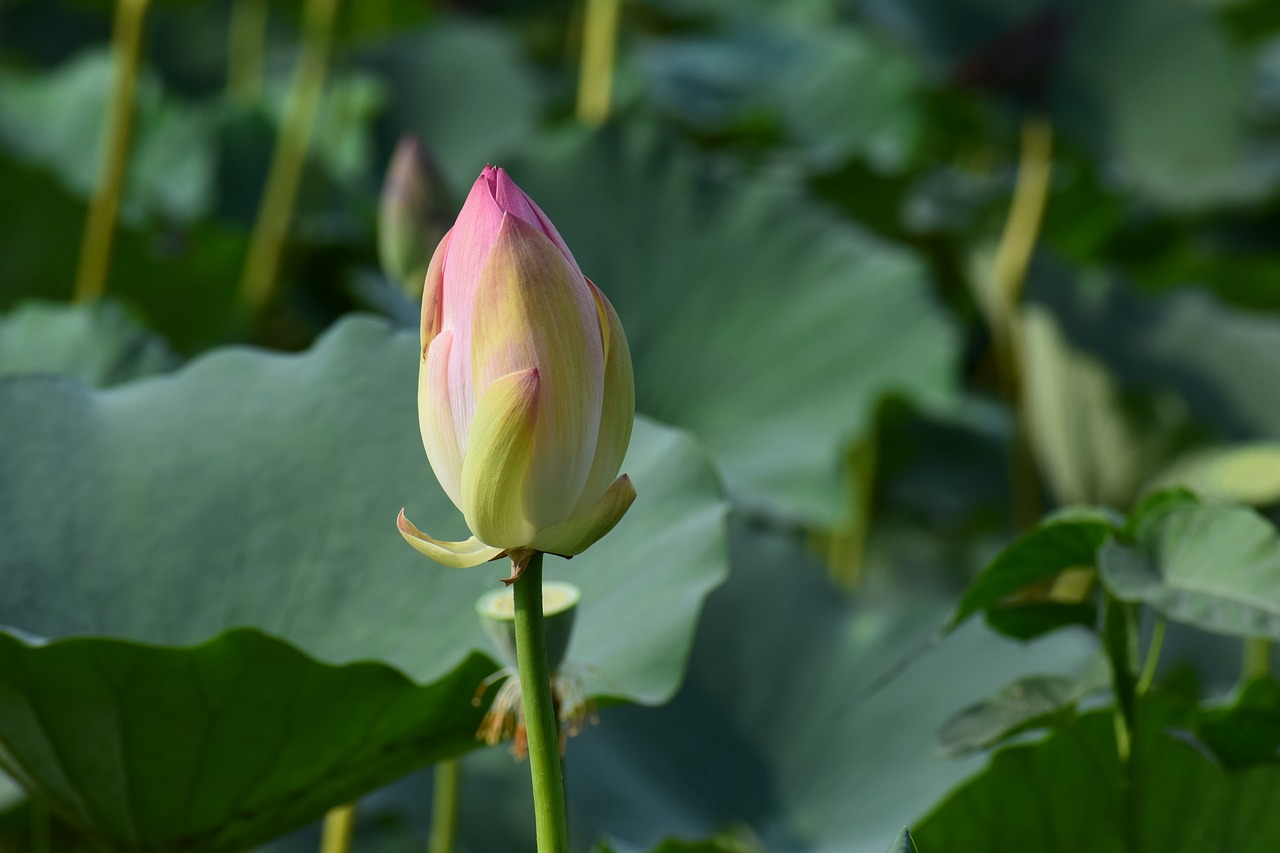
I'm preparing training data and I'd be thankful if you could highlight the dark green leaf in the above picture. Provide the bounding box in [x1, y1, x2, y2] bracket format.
[949, 507, 1116, 632]
[0, 631, 493, 853]
[914, 694, 1280, 851]
[1192, 677, 1280, 770]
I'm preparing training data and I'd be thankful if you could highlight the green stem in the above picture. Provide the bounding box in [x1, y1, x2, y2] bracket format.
[1136, 616, 1165, 696]
[827, 422, 878, 589]
[72, 0, 151, 303]
[513, 552, 570, 853]
[1244, 637, 1272, 681]
[427, 759, 460, 853]
[227, 0, 268, 100]
[575, 0, 621, 126]
[319, 803, 356, 853]
[237, 0, 341, 314]
[1102, 594, 1142, 853]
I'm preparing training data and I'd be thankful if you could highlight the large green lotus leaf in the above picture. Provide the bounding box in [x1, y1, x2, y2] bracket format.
[0, 49, 215, 223]
[0, 315, 728, 702]
[855, 0, 1271, 210]
[1099, 501, 1280, 641]
[913, 695, 1280, 851]
[295, 523, 1096, 853]
[638, 24, 924, 172]
[0, 630, 493, 853]
[512, 125, 959, 525]
[0, 299, 174, 385]
[362, 19, 545, 194]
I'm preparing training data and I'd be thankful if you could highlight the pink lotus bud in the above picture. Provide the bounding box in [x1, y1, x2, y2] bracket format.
[378, 135, 454, 296]
[398, 166, 635, 571]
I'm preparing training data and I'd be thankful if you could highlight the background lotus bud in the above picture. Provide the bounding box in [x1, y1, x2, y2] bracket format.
[378, 135, 455, 297]
[398, 165, 636, 574]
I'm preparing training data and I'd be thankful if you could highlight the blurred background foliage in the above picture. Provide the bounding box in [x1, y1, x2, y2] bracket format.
[2, 0, 1280, 850]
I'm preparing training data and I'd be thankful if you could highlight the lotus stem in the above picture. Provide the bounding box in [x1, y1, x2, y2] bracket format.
[427, 759, 460, 853]
[227, 0, 268, 100]
[512, 552, 570, 853]
[319, 803, 356, 853]
[576, 0, 621, 126]
[1136, 616, 1165, 695]
[72, 0, 151, 304]
[990, 114, 1053, 528]
[238, 0, 341, 314]
[1244, 637, 1272, 680]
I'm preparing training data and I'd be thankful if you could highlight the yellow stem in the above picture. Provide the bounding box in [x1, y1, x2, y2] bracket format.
[227, 0, 269, 100]
[427, 759, 461, 853]
[989, 115, 1054, 528]
[72, 0, 151, 304]
[575, 0, 621, 126]
[237, 0, 341, 314]
[319, 803, 356, 853]
[1244, 637, 1272, 681]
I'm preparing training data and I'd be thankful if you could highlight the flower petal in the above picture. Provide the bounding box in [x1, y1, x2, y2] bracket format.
[571, 279, 635, 516]
[529, 474, 636, 557]
[488, 166, 582, 275]
[470, 215, 604, 527]
[397, 509, 505, 567]
[419, 330, 464, 509]
[461, 366, 541, 549]
[420, 228, 450, 349]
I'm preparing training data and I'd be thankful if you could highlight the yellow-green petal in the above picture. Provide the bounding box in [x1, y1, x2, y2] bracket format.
[529, 474, 636, 557]
[461, 367, 541, 549]
[419, 330, 464, 508]
[571, 279, 635, 516]
[397, 509, 505, 567]
[470, 214, 604, 528]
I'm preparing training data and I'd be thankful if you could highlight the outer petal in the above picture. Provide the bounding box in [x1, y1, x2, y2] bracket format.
[461, 367, 541, 549]
[419, 330, 464, 509]
[571, 279, 635, 516]
[397, 509, 504, 567]
[488, 167, 582, 275]
[529, 474, 637, 557]
[420, 228, 450, 349]
[470, 215, 604, 528]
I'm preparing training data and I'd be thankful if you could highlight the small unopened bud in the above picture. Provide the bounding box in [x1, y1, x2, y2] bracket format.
[378, 135, 454, 296]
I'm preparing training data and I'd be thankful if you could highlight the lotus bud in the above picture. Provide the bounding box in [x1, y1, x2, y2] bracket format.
[378, 135, 455, 296]
[397, 165, 636, 579]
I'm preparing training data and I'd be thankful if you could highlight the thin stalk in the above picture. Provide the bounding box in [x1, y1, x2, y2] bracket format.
[827, 423, 878, 589]
[512, 552, 570, 853]
[1102, 594, 1142, 853]
[427, 759, 460, 853]
[72, 0, 152, 303]
[238, 0, 341, 314]
[575, 0, 621, 126]
[227, 0, 269, 100]
[988, 114, 1053, 529]
[1136, 616, 1166, 696]
[319, 803, 356, 853]
[1244, 637, 1272, 680]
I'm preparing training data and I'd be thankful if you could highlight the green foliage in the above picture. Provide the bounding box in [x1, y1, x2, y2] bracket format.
[915, 694, 1280, 851]
[0, 318, 729, 847]
[1100, 500, 1280, 642]
[0, 632, 493, 853]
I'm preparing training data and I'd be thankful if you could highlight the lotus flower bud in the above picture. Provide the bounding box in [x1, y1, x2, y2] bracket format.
[378, 135, 454, 296]
[397, 165, 636, 575]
